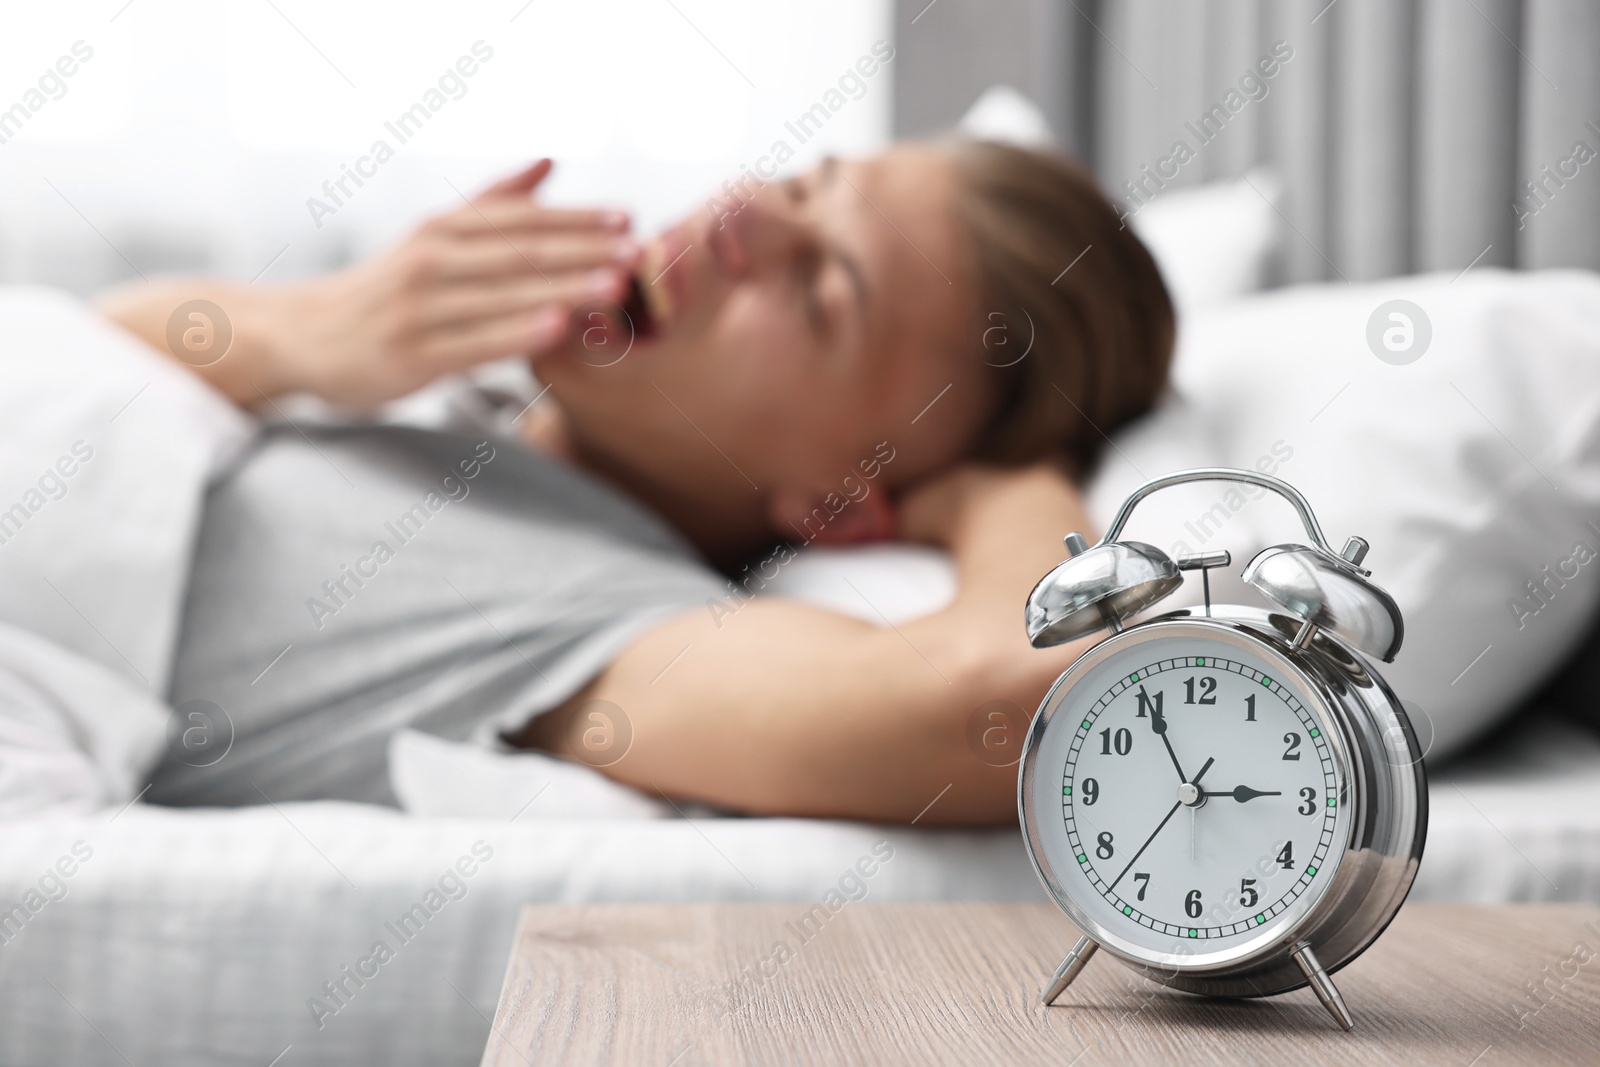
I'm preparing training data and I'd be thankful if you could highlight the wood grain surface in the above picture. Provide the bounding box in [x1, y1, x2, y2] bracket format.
[480, 903, 1600, 1066]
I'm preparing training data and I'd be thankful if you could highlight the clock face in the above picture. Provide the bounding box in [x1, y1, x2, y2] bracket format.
[1024, 621, 1350, 968]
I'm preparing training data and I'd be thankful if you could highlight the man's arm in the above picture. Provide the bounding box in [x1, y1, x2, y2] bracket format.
[97, 278, 314, 406]
[520, 463, 1097, 825]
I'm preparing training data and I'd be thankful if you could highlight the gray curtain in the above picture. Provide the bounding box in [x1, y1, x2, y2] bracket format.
[892, 0, 1600, 282]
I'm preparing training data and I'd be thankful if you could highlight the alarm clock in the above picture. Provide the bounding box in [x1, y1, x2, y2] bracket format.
[1018, 468, 1426, 1030]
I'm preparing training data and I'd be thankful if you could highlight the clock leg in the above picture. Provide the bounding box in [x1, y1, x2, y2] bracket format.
[1291, 944, 1355, 1031]
[1041, 934, 1099, 1005]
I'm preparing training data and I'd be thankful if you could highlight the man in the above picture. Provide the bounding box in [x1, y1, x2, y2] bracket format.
[99, 141, 1173, 824]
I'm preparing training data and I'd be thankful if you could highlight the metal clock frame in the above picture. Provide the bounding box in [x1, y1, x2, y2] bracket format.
[1019, 606, 1428, 1024]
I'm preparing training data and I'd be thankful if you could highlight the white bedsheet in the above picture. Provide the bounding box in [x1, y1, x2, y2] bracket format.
[0, 807, 1035, 1066]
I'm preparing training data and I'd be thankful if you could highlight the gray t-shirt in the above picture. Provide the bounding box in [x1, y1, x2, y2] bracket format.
[152, 423, 724, 806]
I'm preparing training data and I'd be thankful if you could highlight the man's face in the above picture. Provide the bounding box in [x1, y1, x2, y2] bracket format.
[537, 145, 992, 526]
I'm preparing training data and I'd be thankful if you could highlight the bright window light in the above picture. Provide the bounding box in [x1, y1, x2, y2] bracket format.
[0, 1, 892, 289]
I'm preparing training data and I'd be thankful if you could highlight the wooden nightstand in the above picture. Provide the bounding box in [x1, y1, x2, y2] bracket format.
[480, 903, 1600, 1066]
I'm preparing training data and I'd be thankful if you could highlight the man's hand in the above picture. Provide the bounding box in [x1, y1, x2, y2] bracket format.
[98, 159, 637, 409]
[270, 160, 636, 407]
[897, 460, 1092, 623]
[898, 460, 1077, 553]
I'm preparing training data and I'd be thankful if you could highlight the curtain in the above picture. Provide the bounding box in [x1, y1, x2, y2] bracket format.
[893, 0, 1600, 282]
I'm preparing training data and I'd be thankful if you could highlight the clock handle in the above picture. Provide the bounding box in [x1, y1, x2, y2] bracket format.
[1291, 943, 1355, 1030]
[1099, 467, 1337, 555]
[1041, 934, 1099, 1005]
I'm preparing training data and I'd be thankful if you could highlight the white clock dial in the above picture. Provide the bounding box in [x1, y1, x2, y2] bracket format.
[1029, 626, 1350, 965]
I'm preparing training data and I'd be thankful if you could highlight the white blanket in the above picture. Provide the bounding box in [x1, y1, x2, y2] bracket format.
[0, 288, 254, 699]
[0, 288, 252, 818]
[0, 624, 167, 819]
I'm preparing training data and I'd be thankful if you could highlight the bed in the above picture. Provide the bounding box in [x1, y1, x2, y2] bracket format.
[3, 206, 1600, 1065]
[2, 711, 1599, 1066]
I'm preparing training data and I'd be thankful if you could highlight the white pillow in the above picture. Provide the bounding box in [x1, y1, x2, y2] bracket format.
[776, 271, 1600, 761]
[760, 543, 957, 625]
[1105, 270, 1600, 756]
[958, 84, 1058, 150]
[1127, 171, 1284, 314]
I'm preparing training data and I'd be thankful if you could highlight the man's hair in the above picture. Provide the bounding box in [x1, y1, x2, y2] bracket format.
[943, 139, 1175, 474]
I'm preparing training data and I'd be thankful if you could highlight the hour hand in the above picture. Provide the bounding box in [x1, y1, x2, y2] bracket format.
[1203, 785, 1282, 803]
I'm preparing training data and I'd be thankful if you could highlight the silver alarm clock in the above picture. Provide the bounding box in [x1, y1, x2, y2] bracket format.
[1019, 468, 1426, 1030]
